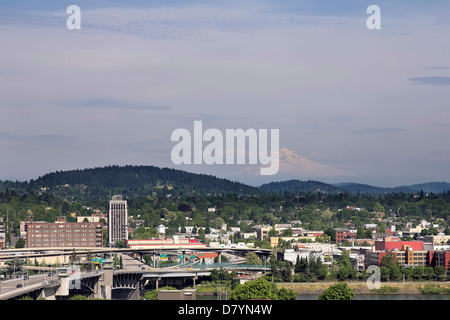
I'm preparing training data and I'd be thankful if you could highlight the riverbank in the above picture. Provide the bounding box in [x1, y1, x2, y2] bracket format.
[276, 282, 450, 295]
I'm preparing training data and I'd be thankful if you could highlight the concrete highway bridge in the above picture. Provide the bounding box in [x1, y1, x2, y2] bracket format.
[0, 247, 271, 300]
[0, 246, 272, 264]
[0, 263, 269, 300]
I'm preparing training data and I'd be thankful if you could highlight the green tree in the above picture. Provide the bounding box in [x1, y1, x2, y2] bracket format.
[214, 255, 229, 263]
[114, 240, 125, 248]
[244, 252, 262, 265]
[277, 287, 297, 300]
[372, 202, 385, 213]
[318, 282, 355, 300]
[294, 256, 307, 274]
[335, 250, 357, 281]
[282, 261, 293, 282]
[423, 267, 435, 280]
[268, 253, 282, 282]
[313, 257, 328, 280]
[434, 266, 445, 281]
[15, 237, 25, 249]
[380, 253, 401, 281]
[198, 228, 206, 243]
[412, 266, 425, 281]
[268, 228, 278, 237]
[283, 228, 293, 237]
[228, 277, 295, 300]
[210, 268, 236, 283]
[380, 266, 390, 282]
[356, 226, 365, 239]
[5, 258, 26, 276]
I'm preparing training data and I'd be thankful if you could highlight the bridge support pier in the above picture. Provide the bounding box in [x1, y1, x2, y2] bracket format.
[155, 277, 161, 290]
[38, 287, 57, 300]
[94, 260, 113, 299]
[55, 270, 70, 297]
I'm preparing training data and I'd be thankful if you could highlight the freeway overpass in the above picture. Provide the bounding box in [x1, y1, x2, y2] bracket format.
[0, 246, 272, 265]
[0, 253, 270, 300]
[0, 269, 104, 300]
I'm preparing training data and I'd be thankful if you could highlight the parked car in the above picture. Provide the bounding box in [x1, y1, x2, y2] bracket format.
[16, 284, 22, 288]
[48, 272, 53, 277]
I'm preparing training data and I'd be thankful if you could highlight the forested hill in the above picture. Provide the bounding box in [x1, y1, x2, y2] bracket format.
[258, 180, 341, 194]
[12, 165, 260, 201]
[259, 180, 450, 195]
[2, 165, 450, 204]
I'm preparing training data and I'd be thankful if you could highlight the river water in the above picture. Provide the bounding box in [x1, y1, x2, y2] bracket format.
[198, 294, 449, 300]
[297, 294, 449, 300]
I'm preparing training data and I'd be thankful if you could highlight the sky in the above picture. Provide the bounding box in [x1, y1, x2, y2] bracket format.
[1, 0, 450, 187]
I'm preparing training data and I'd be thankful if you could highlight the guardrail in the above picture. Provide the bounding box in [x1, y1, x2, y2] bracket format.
[140, 261, 270, 270]
[191, 263, 270, 270]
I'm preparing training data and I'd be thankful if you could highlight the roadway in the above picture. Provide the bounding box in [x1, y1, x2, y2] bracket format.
[0, 273, 59, 298]
[0, 246, 272, 263]
[119, 252, 149, 271]
[118, 251, 247, 270]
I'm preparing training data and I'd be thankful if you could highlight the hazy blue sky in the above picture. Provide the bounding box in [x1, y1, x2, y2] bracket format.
[1, 1, 450, 187]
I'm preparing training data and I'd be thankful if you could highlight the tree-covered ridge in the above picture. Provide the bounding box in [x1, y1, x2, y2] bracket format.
[0, 165, 260, 202]
[1, 165, 450, 245]
[2, 166, 450, 203]
[259, 180, 341, 194]
[260, 180, 450, 195]
[2, 182, 450, 242]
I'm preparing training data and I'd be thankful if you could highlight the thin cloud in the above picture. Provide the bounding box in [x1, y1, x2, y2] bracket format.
[0, 131, 78, 145]
[409, 76, 450, 86]
[428, 122, 450, 128]
[67, 99, 172, 111]
[426, 66, 450, 70]
[349, 127, 408, 135]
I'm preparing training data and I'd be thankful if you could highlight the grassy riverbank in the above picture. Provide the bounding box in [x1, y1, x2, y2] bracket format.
[277, 282, 450, 295]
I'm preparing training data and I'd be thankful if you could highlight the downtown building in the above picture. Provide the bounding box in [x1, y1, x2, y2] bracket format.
[108, 195, 128, 246]
[364, 237, 443, 268]
[26, 219, 103, 248]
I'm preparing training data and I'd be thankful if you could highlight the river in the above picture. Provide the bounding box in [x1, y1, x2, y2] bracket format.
[197, 294, 449, 300]
[297, 294, 449, 300]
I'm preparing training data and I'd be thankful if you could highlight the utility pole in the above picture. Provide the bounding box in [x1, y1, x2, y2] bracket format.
[6, 209, 9, 248]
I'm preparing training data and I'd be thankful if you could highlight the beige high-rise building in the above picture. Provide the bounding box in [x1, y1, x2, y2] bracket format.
[108, 195, 128, 246]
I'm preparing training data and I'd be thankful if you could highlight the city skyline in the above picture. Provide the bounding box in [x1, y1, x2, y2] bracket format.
[1, 1, 450, 187]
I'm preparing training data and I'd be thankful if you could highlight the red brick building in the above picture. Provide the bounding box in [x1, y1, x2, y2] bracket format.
[26, 221, 103, 248]
[335, 228, 357, 243]
[429, 251, 450, 270]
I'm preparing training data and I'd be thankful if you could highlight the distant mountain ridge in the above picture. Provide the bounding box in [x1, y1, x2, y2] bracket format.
[260, 180, 450, 194]
[1, 165, 449, 200]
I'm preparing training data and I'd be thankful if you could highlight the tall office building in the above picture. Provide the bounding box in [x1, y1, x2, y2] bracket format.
[108, 195, 128, 246]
